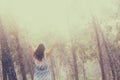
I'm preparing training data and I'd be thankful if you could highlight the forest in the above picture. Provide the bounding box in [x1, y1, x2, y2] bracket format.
[0, 0, 120, 80]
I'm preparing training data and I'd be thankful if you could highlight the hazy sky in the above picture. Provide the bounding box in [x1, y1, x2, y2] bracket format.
[0, 0, 118, 46]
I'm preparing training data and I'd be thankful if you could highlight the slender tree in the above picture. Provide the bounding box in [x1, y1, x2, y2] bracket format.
[93, 17, 120, 80]
[72, 46, 79, 80]
[0, 21, 17, 80]
[93, 19, 106, 80]
[13, 31, 27, 80]
[50, 56, 56, 80]
[24, 45, 34, 80]
[79, 46, 87, 80]
[99, 25, 116, 80]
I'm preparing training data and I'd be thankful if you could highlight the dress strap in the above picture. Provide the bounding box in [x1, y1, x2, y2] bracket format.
[34, 58, 46, 67]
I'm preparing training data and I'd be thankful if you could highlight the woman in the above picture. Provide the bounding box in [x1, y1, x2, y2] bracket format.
[33, 43, 56, 80]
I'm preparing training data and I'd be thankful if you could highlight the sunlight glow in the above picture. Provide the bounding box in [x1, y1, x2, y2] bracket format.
[0, 0, 117, 47]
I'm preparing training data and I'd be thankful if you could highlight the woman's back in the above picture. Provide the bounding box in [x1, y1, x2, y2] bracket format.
[33, 43, 56, 80]
[34, 58, 51, 80]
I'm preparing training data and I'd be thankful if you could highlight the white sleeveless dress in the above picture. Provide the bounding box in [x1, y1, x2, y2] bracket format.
[34, 58, 51, 80]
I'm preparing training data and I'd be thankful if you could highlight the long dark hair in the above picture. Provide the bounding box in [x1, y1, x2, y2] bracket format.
[34, 44, 45, 61]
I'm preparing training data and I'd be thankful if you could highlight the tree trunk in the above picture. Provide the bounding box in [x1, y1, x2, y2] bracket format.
[0, 22, 17, 80]
[98, 26, 116, 80]
[72, 47, 79, 80]
[24, 52, 34, 80]
[2, 57, 8, 80]
[26, 60, 34, 80]
[93, 20, 106, 80]
[50, 56, 56, 80]
[93, 17, 120, 80]
[28, 46, 34, 80]
[14, 33, 27, 80]
[79, 47, 87, 80]
[99, 25, 120, 80]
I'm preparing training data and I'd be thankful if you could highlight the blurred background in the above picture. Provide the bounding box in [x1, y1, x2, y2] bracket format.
[0, 0, 120, 80]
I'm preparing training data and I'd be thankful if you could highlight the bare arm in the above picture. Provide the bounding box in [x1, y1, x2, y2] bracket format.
[46, 44, 56, 58]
